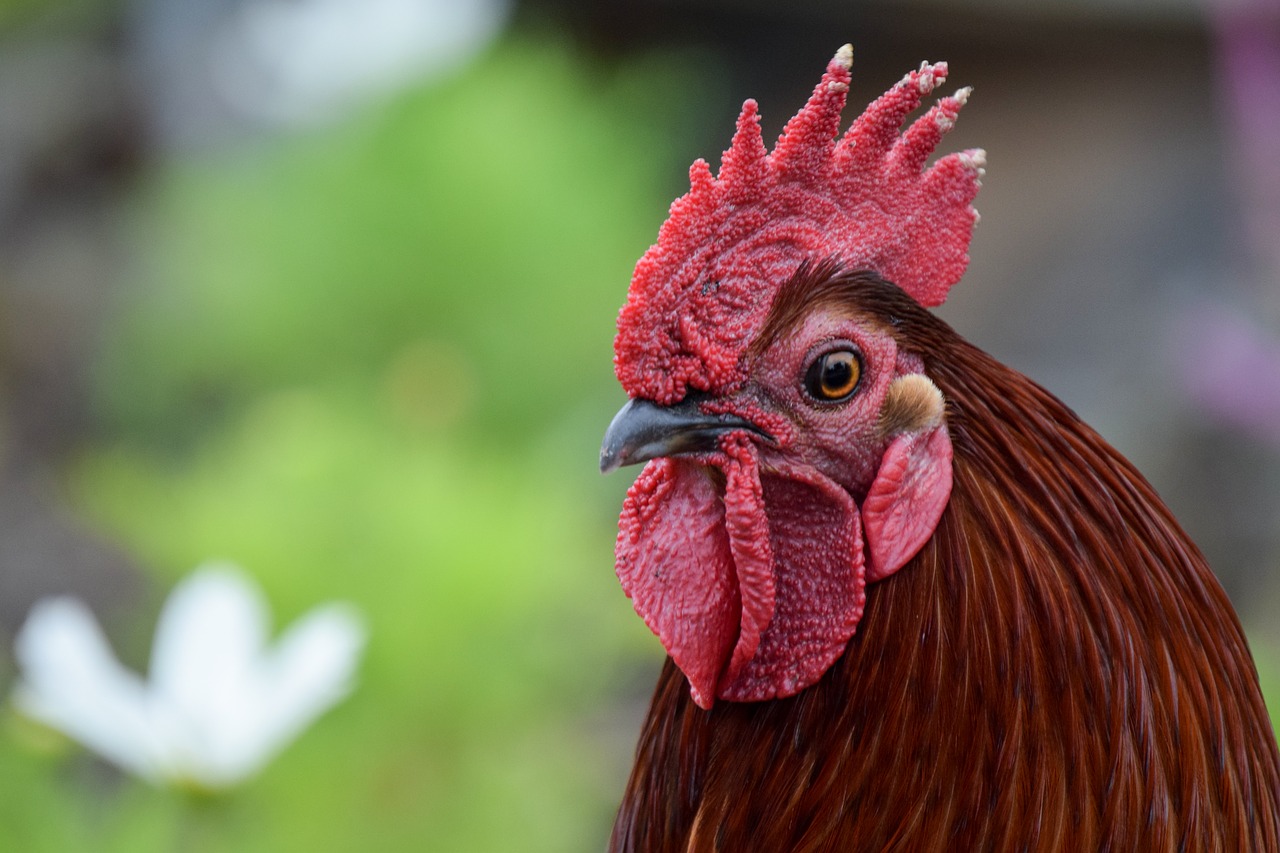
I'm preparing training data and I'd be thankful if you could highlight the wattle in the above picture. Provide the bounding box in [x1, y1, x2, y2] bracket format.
[615, 435, 867, 709]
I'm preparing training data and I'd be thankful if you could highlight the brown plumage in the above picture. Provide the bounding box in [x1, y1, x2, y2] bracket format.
[609, 273, 1280, 852]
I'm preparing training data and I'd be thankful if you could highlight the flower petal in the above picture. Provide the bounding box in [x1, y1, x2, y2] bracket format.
[217, 603, 366, 782]
[148, 562, 271, 783]
[11, 597, 162, 781]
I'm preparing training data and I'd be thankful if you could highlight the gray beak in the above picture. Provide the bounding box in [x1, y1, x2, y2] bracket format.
[599, 397, 768, 474]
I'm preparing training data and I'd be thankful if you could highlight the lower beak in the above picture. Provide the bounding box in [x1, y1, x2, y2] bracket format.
[599, 397, 768, 474]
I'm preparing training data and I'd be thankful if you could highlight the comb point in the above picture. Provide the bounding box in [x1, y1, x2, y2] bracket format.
[827, 46, 853, 92]
[958, 148, 987, 175]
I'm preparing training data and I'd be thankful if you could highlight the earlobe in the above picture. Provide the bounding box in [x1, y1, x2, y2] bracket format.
[861, 421, 953, 583]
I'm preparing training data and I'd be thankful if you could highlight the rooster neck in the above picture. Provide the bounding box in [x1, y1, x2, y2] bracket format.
[610, 318, 1280, 853]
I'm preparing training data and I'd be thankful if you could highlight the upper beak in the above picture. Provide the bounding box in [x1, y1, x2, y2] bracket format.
[599, 397, 770, 474]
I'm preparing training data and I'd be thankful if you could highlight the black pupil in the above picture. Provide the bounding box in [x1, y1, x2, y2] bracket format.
[822, 356, 853, 392]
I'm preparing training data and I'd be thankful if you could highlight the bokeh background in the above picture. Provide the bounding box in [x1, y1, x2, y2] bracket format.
[0, 0, 1277, 849]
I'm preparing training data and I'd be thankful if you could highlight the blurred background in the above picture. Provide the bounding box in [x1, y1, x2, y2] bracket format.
[0, 0, 1277, 849]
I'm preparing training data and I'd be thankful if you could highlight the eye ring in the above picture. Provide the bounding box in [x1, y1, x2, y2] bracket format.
[803, 348, 863, 403]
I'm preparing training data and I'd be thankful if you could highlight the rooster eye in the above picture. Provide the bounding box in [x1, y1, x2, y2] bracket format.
[804, 349, 862, 402]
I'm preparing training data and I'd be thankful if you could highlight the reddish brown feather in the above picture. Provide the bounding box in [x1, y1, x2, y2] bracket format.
[610, 274, 1280, 852]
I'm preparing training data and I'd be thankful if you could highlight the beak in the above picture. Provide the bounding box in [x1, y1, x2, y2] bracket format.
[599, 397, 769, 474]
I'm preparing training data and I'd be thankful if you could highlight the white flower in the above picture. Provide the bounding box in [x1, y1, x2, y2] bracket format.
[10, 562, 366, 790]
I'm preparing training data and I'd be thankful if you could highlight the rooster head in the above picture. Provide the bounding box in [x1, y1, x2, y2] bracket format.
[600, 46, 984, 709]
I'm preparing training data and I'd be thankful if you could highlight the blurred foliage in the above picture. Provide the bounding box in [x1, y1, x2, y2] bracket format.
[0, 32, 718, 852]
[96, 34, 712, 450]
[1259, 649, 1280, 734]
[0, 0, 120, 35]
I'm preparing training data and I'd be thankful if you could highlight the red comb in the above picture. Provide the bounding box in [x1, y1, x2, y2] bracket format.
[615, 46, 985, 405]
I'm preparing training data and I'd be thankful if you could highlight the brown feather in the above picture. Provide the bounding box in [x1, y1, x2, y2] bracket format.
[611, 273, 1280, 852]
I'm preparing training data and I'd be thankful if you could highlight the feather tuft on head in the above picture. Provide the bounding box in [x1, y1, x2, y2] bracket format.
[615, 47, 984, 405]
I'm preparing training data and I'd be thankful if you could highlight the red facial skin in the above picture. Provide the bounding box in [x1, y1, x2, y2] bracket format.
[616, 303, 952, 708]
[717, 308, 918, 494]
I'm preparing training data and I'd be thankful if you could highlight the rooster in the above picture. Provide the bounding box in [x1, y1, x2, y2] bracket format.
[598, 46, 1280, 850]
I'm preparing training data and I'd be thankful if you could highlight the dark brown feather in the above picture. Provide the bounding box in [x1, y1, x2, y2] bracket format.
[611, 273, 1280, 852]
